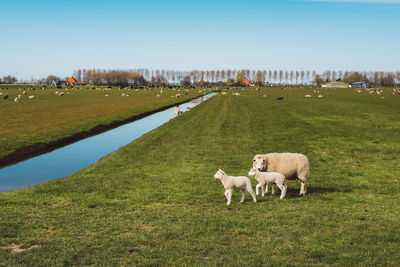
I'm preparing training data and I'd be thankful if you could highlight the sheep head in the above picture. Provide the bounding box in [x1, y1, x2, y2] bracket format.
[253, 155, 267, 172]
[214, 169, 225, 179]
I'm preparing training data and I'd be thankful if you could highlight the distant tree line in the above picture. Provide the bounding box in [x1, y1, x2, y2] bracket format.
[0, 75, 18, 84]
[4, 69, 399, 87]
[68, 69, 400, 87]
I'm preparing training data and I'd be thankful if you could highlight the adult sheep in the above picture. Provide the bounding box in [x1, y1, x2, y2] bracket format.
[252, 153, 309, 195]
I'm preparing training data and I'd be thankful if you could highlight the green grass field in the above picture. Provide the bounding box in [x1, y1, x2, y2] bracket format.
[0, 85, 209, 165]
[0, 87, 399, 265]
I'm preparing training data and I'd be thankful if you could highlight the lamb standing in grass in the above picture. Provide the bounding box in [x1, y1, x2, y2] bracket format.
[248, 167, 287, 199]
[214, 169, 257, 205]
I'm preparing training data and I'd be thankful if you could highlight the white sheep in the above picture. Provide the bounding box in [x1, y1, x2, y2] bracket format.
[28, 95, 35, 99]
[174, 106, 182, 116]
[305, 95, 312, 98]
[248, 168, 287, 199]
[253, 153, 309, 195]
[214, 169, 257, 205]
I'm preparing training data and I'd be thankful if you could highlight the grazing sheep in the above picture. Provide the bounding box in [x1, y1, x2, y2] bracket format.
[23, 91, 27, 95]
[252, 153, 309, 195]
[3, 94, 8, 99]
[213, 169, 257, 205]
[28, 95, 35, 99]
[305, 95, 312, 98]
[248, 167, 287, 199]
[221, 92, 227, 95]
[14, 97, 19, 103]
[156, 94, 161, 97]
[276, 97, 284, 100]
[318, 95, 323, 98]
[174, 106, 182, 116]
[59, 92, 65, 96]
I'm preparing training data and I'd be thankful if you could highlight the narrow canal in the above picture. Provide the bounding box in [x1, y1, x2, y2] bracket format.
[0, 93, 217, 192]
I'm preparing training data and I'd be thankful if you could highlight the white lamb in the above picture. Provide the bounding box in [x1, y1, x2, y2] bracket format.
[248, 167, 287, 199]
[213, 169, 257, 205]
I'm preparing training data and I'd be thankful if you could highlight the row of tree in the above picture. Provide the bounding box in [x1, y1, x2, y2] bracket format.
[68, 69, 400, 87]
[2, 70, 400, 87]
[0, 75, 18, 84]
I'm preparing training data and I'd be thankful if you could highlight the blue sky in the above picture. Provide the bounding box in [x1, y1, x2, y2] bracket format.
[0, 0, 399, 80]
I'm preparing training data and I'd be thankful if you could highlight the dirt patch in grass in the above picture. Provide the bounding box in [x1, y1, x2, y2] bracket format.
[0, 244, 40, 254]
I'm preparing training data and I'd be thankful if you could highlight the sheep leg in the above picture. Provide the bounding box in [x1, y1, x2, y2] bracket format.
[246, 185, 257, 202]
[240, 189, 246, 203]
[255, 184, 261, 196]
[277, 182, 287, 199]
[298, 175, 307, 195]
[271, 184, 276, 195]
[299, 181, 307, 195]
[264, 184, 269, 194]
[261, 184, 265, 197]
[225, 189, 232, 205]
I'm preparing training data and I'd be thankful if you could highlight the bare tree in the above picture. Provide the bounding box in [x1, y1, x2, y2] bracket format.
[273, 70, 278, 84]
[290, 71, 294, 85]
[285, 71, 289, 85]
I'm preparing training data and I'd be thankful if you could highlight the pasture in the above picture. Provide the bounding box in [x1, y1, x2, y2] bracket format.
[0, 87, 399, 265]
[0, 85, 209, 165]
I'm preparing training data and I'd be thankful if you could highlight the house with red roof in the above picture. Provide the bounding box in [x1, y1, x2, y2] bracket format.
[66, 77, 85, 85]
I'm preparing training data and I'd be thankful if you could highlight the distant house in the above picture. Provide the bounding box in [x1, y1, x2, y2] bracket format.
[349, 82, 371, 88]
[51, 80, 66, 87]
[243, 79, 250, 87]
[198, 79, 206, 86]
[66, 77, 85, 85]
[322, 81, 349, 88]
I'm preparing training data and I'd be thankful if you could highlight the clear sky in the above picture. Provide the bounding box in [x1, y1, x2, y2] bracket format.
[1, 0, 399, 80]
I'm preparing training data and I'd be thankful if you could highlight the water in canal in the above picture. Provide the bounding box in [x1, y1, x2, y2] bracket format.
[0, 93, 216, 192]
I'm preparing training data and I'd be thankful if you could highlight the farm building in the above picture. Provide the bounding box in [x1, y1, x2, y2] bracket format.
[243, 79, 251, 86]
[322, 81, 349, 88]
[349, 82, 371, 88]
[51, 80, 66, 87]
[198, 79, 206, 86]
[66, 77, 85, 85]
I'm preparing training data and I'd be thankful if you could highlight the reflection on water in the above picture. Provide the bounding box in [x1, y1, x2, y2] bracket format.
[0, 93, 216, 192]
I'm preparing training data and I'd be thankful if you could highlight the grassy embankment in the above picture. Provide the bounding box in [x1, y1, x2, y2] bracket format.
[0, 85, 210, 165]
[0, 87, 399, 265]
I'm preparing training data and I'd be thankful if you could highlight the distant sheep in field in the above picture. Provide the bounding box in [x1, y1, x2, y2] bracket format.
[305, 95, 312, 98]
[174, 106, 182, 116]
[59, 92, 65, 96]
[318, 95, 323, 98]
[14, 97, 19, 103]
[3, 94, 8, 99]
[248, 167, 287, 199]
[252, 153, 310, 195]
[156, 94, 161, 97]
[23, 91, 27, 95]
[175, 94, 181, 99]
[29, 95, 35, 99]
[213, 169, 257, 205]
